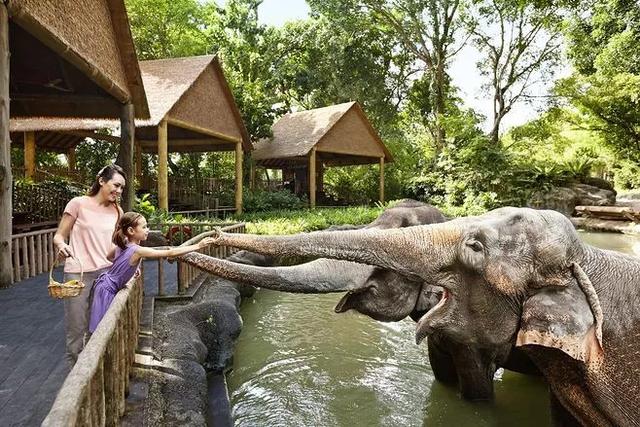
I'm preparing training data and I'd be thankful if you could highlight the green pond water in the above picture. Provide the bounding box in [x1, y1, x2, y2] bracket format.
[226, 231, 639, 426]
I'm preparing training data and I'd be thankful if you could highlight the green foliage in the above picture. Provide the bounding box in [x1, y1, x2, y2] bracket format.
[125, 0, 211, 59]
[242, 189, 306, 212]
[75, 135, 119, 182]
[133, 193, 157, 217]
[235, 205, 384, 235]
[612, 159, 640, 190]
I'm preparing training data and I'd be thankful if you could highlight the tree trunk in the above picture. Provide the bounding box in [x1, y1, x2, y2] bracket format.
[0, 4, 11, 287]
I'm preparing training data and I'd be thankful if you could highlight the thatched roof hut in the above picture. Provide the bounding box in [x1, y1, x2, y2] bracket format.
[7, 0, 149, 118]
[252, 102, 392, 207]
[9, 55, 251, 213]
[1, 0, 150, 286]
[133, 55, 251, 153]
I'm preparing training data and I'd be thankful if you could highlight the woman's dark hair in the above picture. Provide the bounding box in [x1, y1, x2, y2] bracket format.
[113, 212, 144, 249]
[88, 164, 126, 197]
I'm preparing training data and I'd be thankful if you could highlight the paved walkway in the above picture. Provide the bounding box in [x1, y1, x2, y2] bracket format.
[0, 260, 176, 426]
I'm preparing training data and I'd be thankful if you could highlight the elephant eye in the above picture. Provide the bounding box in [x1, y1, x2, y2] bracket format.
[466, 240, 484, 252]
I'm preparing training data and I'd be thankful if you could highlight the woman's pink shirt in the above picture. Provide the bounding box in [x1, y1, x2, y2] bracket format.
[63, 196, 119, 273]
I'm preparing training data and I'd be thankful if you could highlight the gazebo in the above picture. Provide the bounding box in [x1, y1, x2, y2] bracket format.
[252, 102, 393, 208]
[1, 0, 149, 287]
[130, 55, 251, 213]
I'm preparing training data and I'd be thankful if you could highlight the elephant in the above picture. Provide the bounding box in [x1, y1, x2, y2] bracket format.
[181, 200, 539, 401]
[181, 207, 640, 426]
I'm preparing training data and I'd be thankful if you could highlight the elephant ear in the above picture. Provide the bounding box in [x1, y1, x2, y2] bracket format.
[516, 262, 604, 366]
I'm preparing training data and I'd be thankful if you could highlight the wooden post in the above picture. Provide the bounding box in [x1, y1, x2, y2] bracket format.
[0, 4, 11, 287]
[24, 131, 36, 179]
[157, 119, 168, 211]
[134, 141, 142, 180]
[234, 140, 243, 214]
[249, 161, 255, 190]
[309, 147, 316, 209]
[117, 103, 135, 211]
[379, 156, 385, 204]
[67, 147, 76, 172]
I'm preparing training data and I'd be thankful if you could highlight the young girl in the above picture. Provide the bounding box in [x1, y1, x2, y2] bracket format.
[89, 212, 215, 333]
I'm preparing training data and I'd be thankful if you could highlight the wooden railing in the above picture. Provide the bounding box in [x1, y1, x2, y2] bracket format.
[41, 222, 245, 425]
[10, 228, 57, 284]
[151, 222, 246, 296]
[42, 273, 143, 426]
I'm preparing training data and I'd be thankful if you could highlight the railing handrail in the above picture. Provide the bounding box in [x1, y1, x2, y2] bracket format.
[11, 226, 58, 239]
[43, 275, 143, 426]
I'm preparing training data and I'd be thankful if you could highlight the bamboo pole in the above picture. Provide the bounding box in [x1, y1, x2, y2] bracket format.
[157, 119, 168, 211]
[309, 147, 316, 209]
[235, 140, 243, 214]
[379, 156, 385, 204]
[117, 103, 135, 211]
[24, 131, 36, 179]
[0, 4, 11, 287]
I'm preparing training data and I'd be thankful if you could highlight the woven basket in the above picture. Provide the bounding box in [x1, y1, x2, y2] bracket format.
[48, 254, 85, 299]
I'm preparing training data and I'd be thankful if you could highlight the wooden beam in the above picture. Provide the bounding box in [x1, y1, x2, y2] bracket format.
[24, 131, 36, 179]
[67, 147, 76, 171]
[65, 130, 121, 144]
[157, 119, 168, 211]
[235, 140, 243, 214]
[117, 103, 135, 211]
[137, 138, 236, 150]
[0, 4, 12, 287]
[309, 147, 316, 209]
[134, 141, 142, 179]
[166, 116, 241, 143]
[9, 93, 117, 104]
[379, 156, 385, 204]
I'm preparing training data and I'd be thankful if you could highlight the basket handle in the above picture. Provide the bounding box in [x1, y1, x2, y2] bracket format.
[50, 251, 84, 284]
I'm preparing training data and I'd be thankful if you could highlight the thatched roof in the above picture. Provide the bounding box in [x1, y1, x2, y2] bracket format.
[10, 55, 251, 153]
[8, 0, 149, 118]
[253, 102, 393, 167]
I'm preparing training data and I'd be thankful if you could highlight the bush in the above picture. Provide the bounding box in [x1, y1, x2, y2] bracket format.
[612, 160, 640, 190]
[242, 189, 307, 212]
[133, 193, 156, 217]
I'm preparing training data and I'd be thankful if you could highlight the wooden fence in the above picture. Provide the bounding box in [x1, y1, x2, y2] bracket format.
[10, 228, 57, 284]
[42, 273, 143, 427]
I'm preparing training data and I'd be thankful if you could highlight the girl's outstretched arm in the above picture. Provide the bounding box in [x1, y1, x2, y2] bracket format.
[130, 237, 216, 264]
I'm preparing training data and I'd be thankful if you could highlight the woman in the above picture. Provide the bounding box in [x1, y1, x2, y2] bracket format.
[53, 164, 125, 367]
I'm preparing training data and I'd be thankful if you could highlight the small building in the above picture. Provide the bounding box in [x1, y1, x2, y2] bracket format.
[252, 102, 393, 207]
[1, 0, 149, 286]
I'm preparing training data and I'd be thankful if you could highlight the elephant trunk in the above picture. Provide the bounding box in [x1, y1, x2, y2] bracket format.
[179, 252, 373, 293]
[210, 225, 461, 283]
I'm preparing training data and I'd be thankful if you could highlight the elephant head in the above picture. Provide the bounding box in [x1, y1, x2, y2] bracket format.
[186, 207, 640, 424]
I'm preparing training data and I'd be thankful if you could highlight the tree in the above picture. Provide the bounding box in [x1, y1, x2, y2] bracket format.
[125, 0, 211, 60]
[308, 0, 469, 151]
[557, 0, 640, 160]
[465, 0, 564, 144]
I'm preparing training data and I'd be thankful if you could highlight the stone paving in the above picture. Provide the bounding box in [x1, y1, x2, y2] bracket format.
[0, 260, 176, 426]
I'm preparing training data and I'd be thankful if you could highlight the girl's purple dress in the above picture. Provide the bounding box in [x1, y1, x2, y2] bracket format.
[89, 244, 140, 333]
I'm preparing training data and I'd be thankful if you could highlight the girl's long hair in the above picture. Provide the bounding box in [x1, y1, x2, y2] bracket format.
[113, 212, 144, 250]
